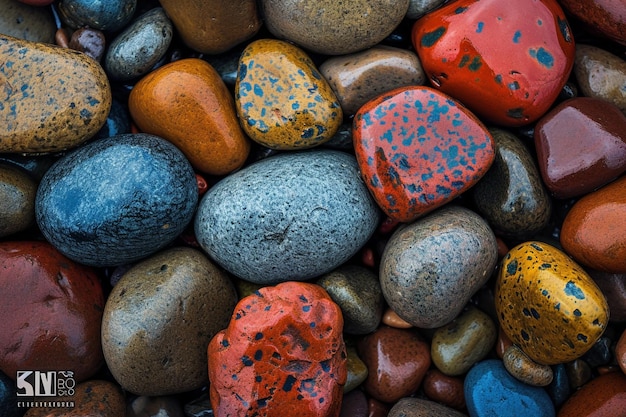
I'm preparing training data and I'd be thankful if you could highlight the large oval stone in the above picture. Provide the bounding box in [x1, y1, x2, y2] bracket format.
[412, 0, 575, 126]
[380, 205, 498, 328]
[0, 241, 104, 383]
[35, 134, 198, 267]
[0, 35, 111, 153]
[496, 241, 609, 365]
[560, 175, 626, 273]
[353, 86, 494, 223]
[208, 282, 346, 417]
[129, 58, 250, 175]
[194, 149, 380, 284]
[102, 247, 237, 396]
[236, 39, 343, 150]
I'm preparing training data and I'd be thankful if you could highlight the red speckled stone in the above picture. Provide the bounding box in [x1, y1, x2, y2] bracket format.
[353, 86, 494, 222]
[0, 241, 104, 382]
[557, 371, 626, 417]
[356, 326, 431, 403]
[561, 175, 626, 273]
[534, 97, 626, 199]
[559, 0, 625, 45]
[412, 0, 575, 126]
[208, 281, 347, 417]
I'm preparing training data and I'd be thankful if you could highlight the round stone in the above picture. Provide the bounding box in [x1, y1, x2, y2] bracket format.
[0, 164, 36, 238]
[422, 369, 466, 411]
[194, 149, 380, 284]
[574, 44, 626, 113]
[69, 27, 106, 62]
[102, 247, 237, 396]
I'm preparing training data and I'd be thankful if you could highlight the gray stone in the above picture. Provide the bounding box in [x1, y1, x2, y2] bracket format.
[0, 164, 36, 238]
[194, 149, 381, 284]
[406, 0, 447, 20]
[380, 205, 498, 328]
[105, 7, 173, 82]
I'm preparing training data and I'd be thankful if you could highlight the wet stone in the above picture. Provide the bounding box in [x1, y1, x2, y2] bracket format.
[344, 345, 368, 393]
[0, 164, 36, 238]
[382, 308, 414, 329]
[380, 205, 498, 328]
[581, 336, 612, 368]
[262, 0, 410, 55]
[557, 371, 626, 417]
[559, 0, 626, 45]
[547, 364, 571, 409]
[423, 369, 466, 411]
[102, 247, 237, 396]
[565, 359, 592, 390]
[339, 389, 367, 417]
[208, 282, 347, 417]
[473, 128, 552, 238]
[58, 0, 136, 31]
[589, 270, 626, 322]
[388, 397, 468, 417]
[0, 34, 112, 153]
[574, 44, 626, 113]
[317, 265, 384, 335]
[69, 27, 106, 62]
[0, 0, 56, 43]
[407, 0, 447, 19]
[503, 345, 554, 387]
[104, 7, 173, 81]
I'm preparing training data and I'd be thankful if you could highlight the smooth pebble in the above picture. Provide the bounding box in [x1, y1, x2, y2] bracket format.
[0, 164, 36, 238]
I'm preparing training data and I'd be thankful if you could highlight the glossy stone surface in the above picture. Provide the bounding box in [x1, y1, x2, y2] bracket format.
[129, 58, 250, 175]
[503, 345, 553, 386]
[0, 0, 55, 43]
[58, 0, 136, 31]
[236, 39, 342, 150]
[208, 282, 347, 417]
[565, 359, 592, 389]
[0, 241, 104, 382]
[547, 364, 571, 408]
[102, 247, 236, 396]
[382, 308, 414, 329]
[69, 27, 106, 62]
[127, 396, 184, 417]
[194, 150, 380, 284]
[380, 205, 498, 328]
[388, 397, 467, 417]
[574, 44, 626, 113]
[23, 380, 125, 417]
[344, 345, 368, 393]
[159, 0, 260, 54]
[559, 0, 625, 45]
[35, 134, 198, 267]
[588, 270, 626, 321]
[557, 371, 626, 417]
[0, 164, 36, 238]
[534, 97, 626, 199]
[357, 326, 430, 403]
[412, 0, 575, 126]
[431, 306, 497, 376]
[465, 359, 555, 417]
[473, 128, 551, 238]
[423, 369, 466, 411]
[104, 7, 173, 81]
[317, 265, 384, 335]
[262, 0, 409, 55]
[353, 86, 495, 222]
[407, 0, 447, 19]
[0, 35, 111, 153]
[320, 46, 425, 116]
[561, 175, 626, 273]
[496, 241, 609, 365]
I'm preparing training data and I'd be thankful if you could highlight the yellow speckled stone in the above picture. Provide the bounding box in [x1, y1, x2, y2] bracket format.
[495, 241, 609, 365]
[235, 38, 342, 150]
[0, 35, 111, 153]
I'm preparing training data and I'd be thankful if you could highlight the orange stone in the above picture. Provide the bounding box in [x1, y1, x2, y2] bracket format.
[557, 372, 626, 417]
[561, 175, 626, 273]
[129, 58, 250, 176]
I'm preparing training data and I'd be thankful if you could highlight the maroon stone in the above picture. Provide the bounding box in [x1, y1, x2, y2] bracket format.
[559, 0, 626, 45]
[588, 269, 626, 322]
[535, 97, 626, 199]
[69, 27, 106, 62]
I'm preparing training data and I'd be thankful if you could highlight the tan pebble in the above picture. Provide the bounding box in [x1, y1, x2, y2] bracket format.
[382, 307, 413, 328]
[575, 44, 626, 113]
[503, 344, 553, 386]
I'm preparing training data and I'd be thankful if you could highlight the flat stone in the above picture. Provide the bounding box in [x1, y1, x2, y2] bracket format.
[380, 205, 498, 328]
[236, 39, 342, 150]
[0, 164, 36, 238]
[496, 241, 609, 365]
[194, 150, 380, 284]
[561, 175, 626, 273]
[0, 35, 111, 153]
[208, 282, 346, 417]
[0, 0, 55, 43]
[534, 97, 626, 199]
[353, 86, 494, 222]
[159, 0, 260, 54]
[388, 397, 468, 417]
[557, 371, 626, 417]
[129, 58, 250, 175]
[262, 0, 409, 55]
[574, 44, 626, 113]
[559, 0, 625, 45]
[320, 45, 425, 116]
[412, 0, 575, 126]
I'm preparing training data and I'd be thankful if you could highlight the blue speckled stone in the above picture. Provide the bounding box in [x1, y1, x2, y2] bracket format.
[194, 149, 381, 284]
[464, 359, 555, 417]
[35, 133, 198, 267]
[58, 0, 137, 31]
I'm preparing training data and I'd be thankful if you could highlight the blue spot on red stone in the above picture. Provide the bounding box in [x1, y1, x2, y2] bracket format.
[529, 47, 554, 69]
[455, 6, 467, 13]
[302, 305, 311, 312]
[564, 281, 585, 300]
[254, 349, 263, 360]
[222, 339, 230, 347]
[459, 55, 470, 68]
[512, 30, 522, 43]
[421, 27, 446, 47]
[476, 22, 484, 33]
[282, 375, 297, 392]
[468, 56, 482, 71]
[255, 332, 264, 340]
[242, 355, 254, 366]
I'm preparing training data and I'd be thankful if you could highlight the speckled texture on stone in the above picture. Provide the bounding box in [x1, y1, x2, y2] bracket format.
[0, 0, 56, 43]
[380, 205, 498, 328]
[194, 150, 381, 284]
[105, 7, 173, 81]
[0, 35, 112, 153]
[102, 247, 237, 396]
[503, 345, 553, 386]
[58, 0, 136, 31]
[317, 265, 384, 335]
[472, 128, 551, 239]
[0, 164, 36, 238]
[35, 134, 198, 267]
[262, 0, 409, 55]
[388, 397, 468, 417]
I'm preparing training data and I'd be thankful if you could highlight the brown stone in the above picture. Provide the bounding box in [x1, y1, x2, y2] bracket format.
[69, 27, 106, 62]
[423, 369, 466, 410]
[557, 372, 626, 416]
[559, 0, 625, 45]
[588, 269, 626, 322]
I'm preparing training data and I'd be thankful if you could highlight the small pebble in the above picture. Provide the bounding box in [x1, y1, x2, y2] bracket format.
[69, 26, 106, 62]
[581, 336, 612, 368]
[388, 397, 468, 417]
[367, 398, 391, 417]
[547, 363, 571, 409]
[344, 345, 368, 393]
[382, 308, 414, 329]
[503, 345, 554, 386]
[58, 0, 136, 31]
[357, 326, 431, 403]
[431, 306, 497, 376]
[94, 98, 131, 139]
[0, 164, 36, 238]
[0, 0, 55, 43]
[339, 389, 368, 417]
[423, 369, 466, 411]
[565, 359, 592, 390]
[574, 44, 626, 113]
[557, 371, 626, 417]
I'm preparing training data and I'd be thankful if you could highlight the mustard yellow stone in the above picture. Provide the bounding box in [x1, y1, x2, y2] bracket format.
[236, 39, 343, 150]
[0, 35, 111, 153]
[495, 241, 609, 365]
